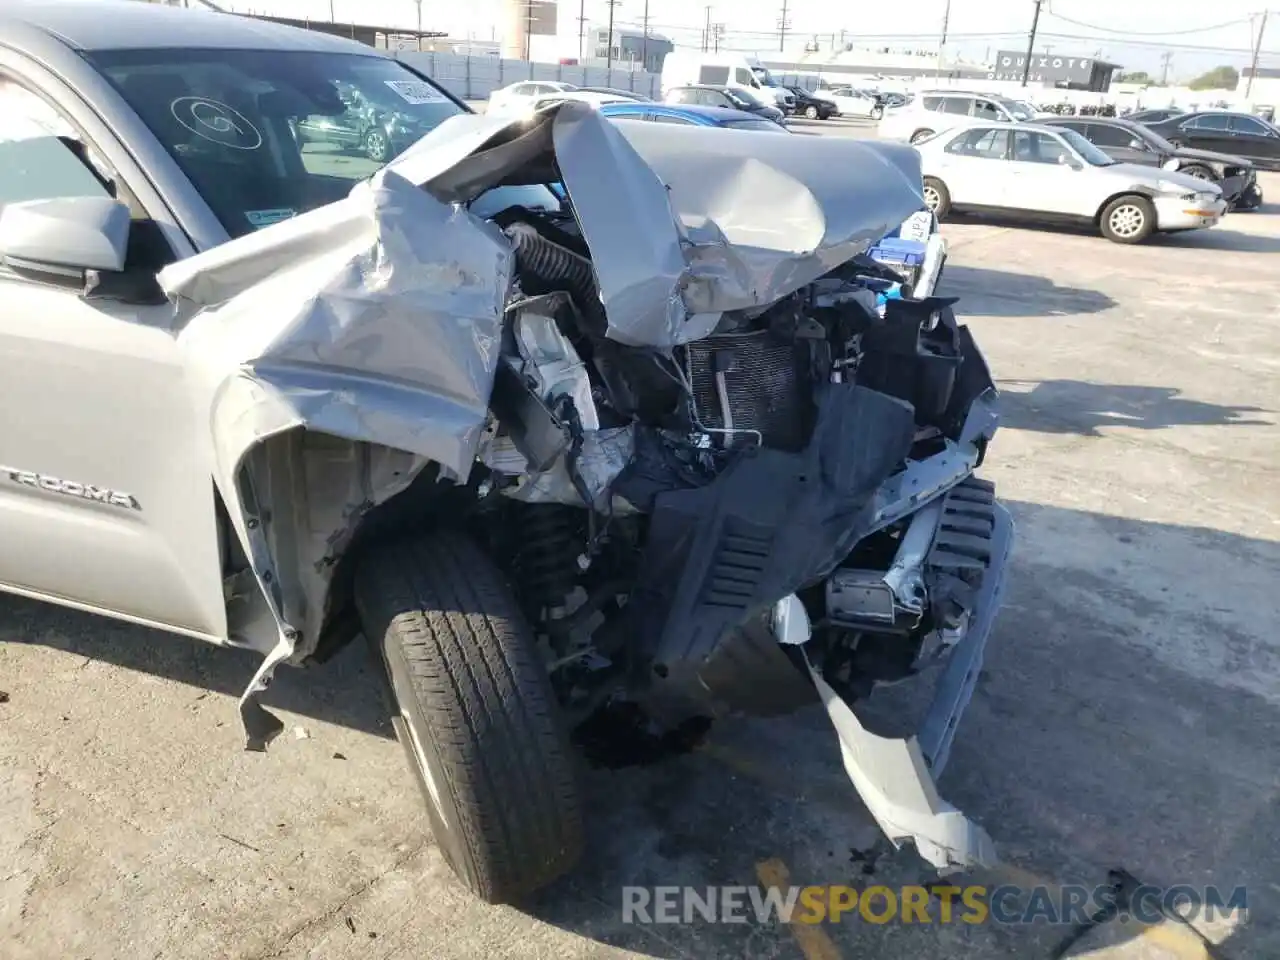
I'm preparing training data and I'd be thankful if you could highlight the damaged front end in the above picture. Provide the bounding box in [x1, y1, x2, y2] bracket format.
[160, 101, 1012, 874]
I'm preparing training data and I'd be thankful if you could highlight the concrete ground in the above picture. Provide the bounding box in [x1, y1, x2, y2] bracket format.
[2, 123, 1279, 959]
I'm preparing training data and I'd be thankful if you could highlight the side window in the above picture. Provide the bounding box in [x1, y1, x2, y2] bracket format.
[1229, 116, 1270, 135]
[733, 68, 754, 84]
[922, 96, 942, 111]
[946, 127, 1010, 158]
[971, 99, 1001, 120]
[1183, 114, 1229, 131]
[1012, 130, 1069, 164]
[668, 88, 694, 104]
[708, 91, 732, 108]
[942, 97, 971, 115]
[651, 113, 695, 124]
[0, 81, 113, 209]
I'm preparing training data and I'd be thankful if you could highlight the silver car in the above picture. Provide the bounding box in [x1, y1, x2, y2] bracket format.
[917, 122, 1227, 243]
[1, 0, 1014, 904]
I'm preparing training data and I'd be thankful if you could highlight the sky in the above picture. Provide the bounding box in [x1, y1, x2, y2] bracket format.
[221, 0, 1280, 79]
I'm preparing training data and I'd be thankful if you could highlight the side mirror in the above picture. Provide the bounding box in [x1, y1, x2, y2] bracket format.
[0, 196, 129, 280]
[1128, 138, 1147, 150]
[0, 196, 164, 304]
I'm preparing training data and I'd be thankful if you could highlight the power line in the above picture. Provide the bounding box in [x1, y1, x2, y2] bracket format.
[1043, 8, 1255, 37]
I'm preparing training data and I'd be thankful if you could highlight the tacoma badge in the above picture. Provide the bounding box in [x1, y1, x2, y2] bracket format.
[0, 466, 140, 510]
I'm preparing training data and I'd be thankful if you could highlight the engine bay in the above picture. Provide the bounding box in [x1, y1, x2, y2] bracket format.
[472, 199, 997, 724]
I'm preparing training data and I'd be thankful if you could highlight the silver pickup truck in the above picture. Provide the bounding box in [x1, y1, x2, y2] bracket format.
[0, 0, 1012, 904]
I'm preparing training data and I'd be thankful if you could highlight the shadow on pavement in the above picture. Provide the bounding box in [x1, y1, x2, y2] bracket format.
[1153, 228, 1280, 254]
[3, 500, 1276, 958]
[997, 378, 1271, 436]
[939, 264, 1117, 317]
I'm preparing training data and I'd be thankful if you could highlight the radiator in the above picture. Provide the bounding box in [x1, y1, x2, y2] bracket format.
[683, 330, 811, 452]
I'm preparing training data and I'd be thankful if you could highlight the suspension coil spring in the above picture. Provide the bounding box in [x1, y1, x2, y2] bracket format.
[518, 503, 580, 614]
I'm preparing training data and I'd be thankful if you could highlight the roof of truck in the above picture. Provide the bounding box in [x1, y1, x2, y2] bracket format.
[0, 0, 371, 54]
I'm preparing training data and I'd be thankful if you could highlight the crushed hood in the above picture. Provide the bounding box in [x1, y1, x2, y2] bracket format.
[388, 100, 927, 343]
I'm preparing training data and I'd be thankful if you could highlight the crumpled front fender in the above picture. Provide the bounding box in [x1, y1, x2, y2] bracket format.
[159, 170, 514, 747]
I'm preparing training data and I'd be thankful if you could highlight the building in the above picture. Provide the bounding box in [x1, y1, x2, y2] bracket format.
[1239, 66, 1280, 107]
[587, 25, 673, 72]
[989, 50, 1121, 92]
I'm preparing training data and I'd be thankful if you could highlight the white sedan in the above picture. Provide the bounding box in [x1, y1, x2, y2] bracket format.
[817, 86, 884, 119]
[916, 122, 1227, 244]
[488, 80, 578, 114]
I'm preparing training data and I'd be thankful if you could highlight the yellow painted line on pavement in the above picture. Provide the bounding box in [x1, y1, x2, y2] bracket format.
[755, 857, 844, 960]
[1136, 922, 1212, 959]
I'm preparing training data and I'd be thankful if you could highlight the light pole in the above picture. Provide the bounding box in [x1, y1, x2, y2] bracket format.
[414, 0, 422, 51]
[1246, 11, 1269, 99]
[1021, 0, 1043, 87]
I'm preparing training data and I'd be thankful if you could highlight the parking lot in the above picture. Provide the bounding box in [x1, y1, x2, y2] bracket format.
[3, 115, 1279, 960]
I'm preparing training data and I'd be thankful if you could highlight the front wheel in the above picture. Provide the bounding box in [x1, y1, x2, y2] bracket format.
[1099, 195, 1155, 244]
[922, 176, 952, 220]
[364, 128, 391, 162]
[871, 105, 884, 120]
[355, 534, 584, 904]
[804, 104, 819, 120]
[910, 128, 935, 144]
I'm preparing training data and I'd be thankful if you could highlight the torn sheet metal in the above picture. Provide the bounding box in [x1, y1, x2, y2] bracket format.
[161, 168, 512, 485]
[157, 167, 512, 699]
[387, 101, 926, 346]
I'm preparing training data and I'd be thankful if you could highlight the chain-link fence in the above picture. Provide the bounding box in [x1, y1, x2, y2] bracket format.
[393, 52, 661, 102]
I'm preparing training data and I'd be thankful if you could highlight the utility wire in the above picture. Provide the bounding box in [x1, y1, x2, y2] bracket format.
[1043, 8, 1255, 37]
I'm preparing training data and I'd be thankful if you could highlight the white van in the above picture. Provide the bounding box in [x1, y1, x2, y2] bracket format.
[661, 51, 793, 110]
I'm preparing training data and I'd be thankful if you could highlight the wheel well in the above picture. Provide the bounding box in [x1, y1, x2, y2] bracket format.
[1094, 189, 1156, 225]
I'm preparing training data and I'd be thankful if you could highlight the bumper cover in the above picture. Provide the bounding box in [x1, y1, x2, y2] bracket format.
[796, 487, 1013, 871]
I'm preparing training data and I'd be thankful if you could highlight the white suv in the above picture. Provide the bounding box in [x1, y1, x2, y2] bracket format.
[879, 91, 1035, 144]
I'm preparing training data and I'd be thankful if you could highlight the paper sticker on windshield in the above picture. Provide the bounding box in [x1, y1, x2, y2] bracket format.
[384, 80, 448, 105]
[246, 208, 297, 229]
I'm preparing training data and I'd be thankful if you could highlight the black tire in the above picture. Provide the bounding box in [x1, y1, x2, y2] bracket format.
[910, 128, 935, 144]
[364, 128, 391, 162]
[1099, 194, 1156, 244]
[1182, 164, 1215, 181]
[871, 105, 884, 120]
[922, 176, 952, 220]
[355, 534, 584, 904]
[804, 104, 819, 120]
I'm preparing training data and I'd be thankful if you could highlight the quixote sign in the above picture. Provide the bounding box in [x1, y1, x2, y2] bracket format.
[988, 50, 1097, 85]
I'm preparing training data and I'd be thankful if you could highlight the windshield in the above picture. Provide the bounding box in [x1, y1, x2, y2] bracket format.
[999, 97, 1036, 121]
[1057, 128, 1117, 166]
[1130, 124, 1177, 153]
[87, 48, 558, 239]
[723, 118, 788, 132]
[726, 87, 768, 108]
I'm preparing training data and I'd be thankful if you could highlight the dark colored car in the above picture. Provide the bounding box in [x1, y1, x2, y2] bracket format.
[1127, 108, 1185, 123]
[1043, 116, 1261, 210]
[1143, 111, 1280, 172]
[599, 101, 790, 132]
[293, 80, 433, 162]
[664, 84, 786, 124]
[785, 85, 835, 120]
